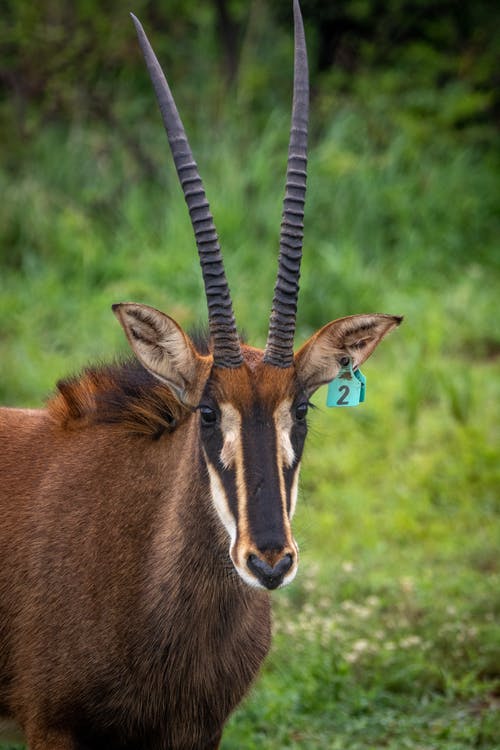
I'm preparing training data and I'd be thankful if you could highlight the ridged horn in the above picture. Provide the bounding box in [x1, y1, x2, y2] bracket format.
[263, 0, 309, 368]
[131, 14, 243, 368]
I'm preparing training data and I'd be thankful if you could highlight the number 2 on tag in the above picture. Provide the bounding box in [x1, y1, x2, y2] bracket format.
[326, 361, 366, 407]
[336, 385, 350, 405]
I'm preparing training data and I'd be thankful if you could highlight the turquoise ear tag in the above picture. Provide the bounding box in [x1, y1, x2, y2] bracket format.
[326, 360, 366, 407]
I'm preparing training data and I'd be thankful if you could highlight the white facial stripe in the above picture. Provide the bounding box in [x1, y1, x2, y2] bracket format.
[219, 402, 241, 469]
[220, 430, 238, 470]
[205, 447, 258, 586]
[289, 461, 301, 518]
[272, 399, 297, 554]
[218, 403, 252, 574]
[204, 454, 236, 545]
[205, 454, 255, 583]
[281, 429, 295, 468]
[273, 399, 295, 468]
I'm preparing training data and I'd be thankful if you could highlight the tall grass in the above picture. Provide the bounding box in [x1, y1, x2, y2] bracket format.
[0, 88, 499, 747]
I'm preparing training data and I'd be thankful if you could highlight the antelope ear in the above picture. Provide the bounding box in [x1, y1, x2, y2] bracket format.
[113, 303, 211, 406]
[295, 314, 402, 396]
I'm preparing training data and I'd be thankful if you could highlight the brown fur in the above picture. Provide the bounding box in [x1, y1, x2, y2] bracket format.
[47, 359, 189, 437]
[0, 0, 403, 741]
[0, 312, 400, 749]
[0, 351, 272, 750]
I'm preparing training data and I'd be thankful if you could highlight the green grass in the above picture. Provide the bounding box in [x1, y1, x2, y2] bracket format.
[222, 371, 499, 748]
[0, 96, 499, 748]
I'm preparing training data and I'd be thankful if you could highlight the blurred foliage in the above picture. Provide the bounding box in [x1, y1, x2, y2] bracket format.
[1, 0, 498, 148]
[1, 0, 498, 277]
[0, 2, 499, 748]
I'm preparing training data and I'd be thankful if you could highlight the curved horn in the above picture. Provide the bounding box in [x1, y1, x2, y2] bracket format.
[264, 0, 309, 368]
[131, 14, 243, 368]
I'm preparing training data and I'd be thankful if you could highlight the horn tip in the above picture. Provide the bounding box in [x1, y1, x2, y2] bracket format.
[129, 12, 142, 32]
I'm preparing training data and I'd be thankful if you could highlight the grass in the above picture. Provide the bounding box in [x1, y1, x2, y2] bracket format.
[0, 91, 499, 747]
[222, 371, 499, 748]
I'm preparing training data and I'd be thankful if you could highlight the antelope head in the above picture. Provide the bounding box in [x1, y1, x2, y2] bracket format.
[114, 1, 401, 590]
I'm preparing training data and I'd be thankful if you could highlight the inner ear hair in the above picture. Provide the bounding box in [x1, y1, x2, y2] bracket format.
[112, 302, 211, 405]
[295, 313, 402, 395]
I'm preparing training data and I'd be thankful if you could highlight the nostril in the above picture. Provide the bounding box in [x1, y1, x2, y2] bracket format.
[247, 553, 294, 590]
[279, 553, 293, 576]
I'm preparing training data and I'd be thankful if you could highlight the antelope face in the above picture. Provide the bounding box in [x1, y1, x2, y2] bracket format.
[114, 304, 402, 590]
[198, 363, 304, 589]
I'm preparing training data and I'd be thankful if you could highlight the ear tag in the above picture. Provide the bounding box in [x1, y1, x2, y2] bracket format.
[326, 360, 366, 407]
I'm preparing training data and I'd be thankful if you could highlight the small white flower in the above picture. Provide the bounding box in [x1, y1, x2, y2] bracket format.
[400, 576, 414, 593]
[352, 638, 370, 653]
[399, 635, 422, 648]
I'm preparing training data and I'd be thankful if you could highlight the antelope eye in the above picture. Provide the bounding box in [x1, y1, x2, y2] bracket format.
[295, 402, 308, 421]
[200, 406, 217, 425]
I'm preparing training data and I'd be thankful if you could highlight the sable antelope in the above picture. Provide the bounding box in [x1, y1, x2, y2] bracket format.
[0, 2, 401, 748]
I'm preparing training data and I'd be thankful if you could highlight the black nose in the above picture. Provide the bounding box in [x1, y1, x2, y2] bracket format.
[247, 553, 293, 590]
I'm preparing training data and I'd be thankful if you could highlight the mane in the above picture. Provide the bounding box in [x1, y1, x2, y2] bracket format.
[47, 358, 190, 438]
[46, 330, 260, 436]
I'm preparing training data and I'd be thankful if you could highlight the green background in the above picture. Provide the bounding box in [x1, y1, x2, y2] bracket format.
[1, 1, 498, 747]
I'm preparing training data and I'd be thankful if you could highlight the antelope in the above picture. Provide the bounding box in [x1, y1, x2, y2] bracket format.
[0, 2, 401, 748]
